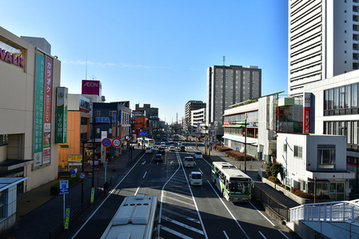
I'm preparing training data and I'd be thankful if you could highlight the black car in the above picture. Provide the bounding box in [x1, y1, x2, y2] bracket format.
[158, 147, 165, 154]
[180, 145, 185, 152]
[154, 154, 163, 162]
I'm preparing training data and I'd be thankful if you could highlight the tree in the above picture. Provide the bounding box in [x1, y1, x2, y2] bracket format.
[265, 162, 273, 177]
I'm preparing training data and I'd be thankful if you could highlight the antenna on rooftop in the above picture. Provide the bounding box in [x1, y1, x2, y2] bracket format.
[223, 56, 225, 66]
[85, 57, 88, 80]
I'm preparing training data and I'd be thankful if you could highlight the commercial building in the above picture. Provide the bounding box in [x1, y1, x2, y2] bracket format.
[207, 65, 261, 139]
[288, 0, 359, 96]
[135, 104, 159, 136]
[0, 26, 61, 232]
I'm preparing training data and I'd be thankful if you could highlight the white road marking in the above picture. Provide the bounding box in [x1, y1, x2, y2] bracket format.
[223, 230, 229, 239]
[199, 168, 203, 174]
[208, 180, 250, 239]
[143, 171, 147, 178]
[162, 208, 200, 224]
[259, 231, 267, 238]
[134, 186, 140, 195]
[250, 202, 275, 226]
[142, 161, 146, 165]
[162, 216, 204, 235]
[278, 229, 290, 239]
[160, 225, 193, 239]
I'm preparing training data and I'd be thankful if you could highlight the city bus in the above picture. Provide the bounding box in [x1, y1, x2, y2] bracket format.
[100, 194, 158, 239]
[211, 161, 252, 202]
[137, 137, 155, 148]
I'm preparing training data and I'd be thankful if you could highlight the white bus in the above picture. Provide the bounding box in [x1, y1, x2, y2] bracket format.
[137, 137, 155, 148]
[100, 194, 158, 239]
[211, 161, 252, 202]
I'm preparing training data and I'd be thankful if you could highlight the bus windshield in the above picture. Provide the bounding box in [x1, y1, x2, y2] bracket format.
[228, 181, 251, 194]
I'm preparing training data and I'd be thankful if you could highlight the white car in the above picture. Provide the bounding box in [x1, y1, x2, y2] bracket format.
[194, 150, 202, 159]
[169, 145, 175, 151]
[145, 147, 152, 154]
[161, 142, 166, 147]
[189, 171, 203, 186]
[183, 156, 194, 167]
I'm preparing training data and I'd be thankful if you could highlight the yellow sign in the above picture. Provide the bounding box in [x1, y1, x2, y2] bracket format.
[90, 187, 95, 203]
[67, 154, 82, 161]
[64, 208, 70, 230]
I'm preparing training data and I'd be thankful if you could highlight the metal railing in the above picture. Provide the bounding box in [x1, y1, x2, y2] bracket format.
[252, 184, 290, 221]
[290, 199, 359, 223]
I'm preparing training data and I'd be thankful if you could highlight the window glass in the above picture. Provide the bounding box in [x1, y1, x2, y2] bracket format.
[317, 145, 336, 169]
[294, 146, 302, 158]
[328, 89, 333, 110]
[346, 85, 351, 108]
[333, 88, 339, 109]
[352, 83, 358, 108]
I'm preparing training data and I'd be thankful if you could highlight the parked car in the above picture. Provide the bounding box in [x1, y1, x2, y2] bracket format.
[169, 145, 175, 151]
[161, 142, 166, 147]
[158, 147, 165, 154]
[180, 145, 186, 152]
[183, 156, 194, 167]
[154, 154, 163, 163]
[145, 147, 152, 154]
[189, 171, 203, 186]
[194, 150, 202, 159]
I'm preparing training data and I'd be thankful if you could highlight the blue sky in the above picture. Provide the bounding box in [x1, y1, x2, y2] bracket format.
[1, 0, 288, 123]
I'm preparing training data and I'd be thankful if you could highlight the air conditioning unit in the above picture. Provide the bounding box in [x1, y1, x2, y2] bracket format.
[101, 95, 106, 102]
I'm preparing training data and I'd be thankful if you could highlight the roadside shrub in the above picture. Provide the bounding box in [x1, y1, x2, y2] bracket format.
[268, 176, 280, 184]
[291, 187, 299, 193]
[216, 146, 232, 152]
[225, 150, 252, 161]
[265, 162, 273, 177]
[270, 163, 282, 178]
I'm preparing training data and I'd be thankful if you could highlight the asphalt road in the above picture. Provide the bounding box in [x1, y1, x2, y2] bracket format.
[66, 139, 296, 239]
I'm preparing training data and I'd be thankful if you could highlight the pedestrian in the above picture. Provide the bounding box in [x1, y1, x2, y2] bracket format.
[104, 181, 109, 196]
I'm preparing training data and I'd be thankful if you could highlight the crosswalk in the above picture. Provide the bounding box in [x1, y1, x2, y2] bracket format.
[160, 170, 205, 239]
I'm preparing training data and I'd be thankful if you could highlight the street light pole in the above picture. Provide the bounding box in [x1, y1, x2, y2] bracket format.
[244, 114, 248, 173]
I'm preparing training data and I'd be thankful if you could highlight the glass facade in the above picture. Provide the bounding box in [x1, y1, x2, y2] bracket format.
[324, 83, 359, 115]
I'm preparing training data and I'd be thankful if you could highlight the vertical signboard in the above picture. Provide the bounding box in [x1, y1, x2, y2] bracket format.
[56, 87, 68, 143]
[303, 92, 311, 134]
[33, 53, 45, 167]
[112, 111, 116, 127]
[43, 56, 53, 165]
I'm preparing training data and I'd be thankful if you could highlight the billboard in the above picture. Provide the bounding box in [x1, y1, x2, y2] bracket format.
[303, 92, 311, 134]
[81, 80, 101, 95]
[56, 87, 68, 143]
[43, 56, 53, 165]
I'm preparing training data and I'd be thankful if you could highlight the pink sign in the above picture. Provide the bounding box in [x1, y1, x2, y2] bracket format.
[43, 56, 53, 164]
[82, 80, 101, 95]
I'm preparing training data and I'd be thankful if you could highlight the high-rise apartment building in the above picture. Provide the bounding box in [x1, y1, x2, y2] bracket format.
[288, 0, 358, 97]
[206, 65, 261, 138]
[184, 100, 206, 132]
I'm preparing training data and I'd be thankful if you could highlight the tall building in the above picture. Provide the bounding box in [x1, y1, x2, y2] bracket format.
[206, 65, 262, 139]
[288, 0, 358, 97]
[184, 100, 206, 134]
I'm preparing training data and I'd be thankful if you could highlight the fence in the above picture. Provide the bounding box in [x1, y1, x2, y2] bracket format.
[252, 184, 290, 222]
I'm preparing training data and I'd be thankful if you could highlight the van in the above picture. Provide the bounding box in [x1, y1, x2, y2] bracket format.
[183, 156, 195, 167]
[189, 171, 203, 186]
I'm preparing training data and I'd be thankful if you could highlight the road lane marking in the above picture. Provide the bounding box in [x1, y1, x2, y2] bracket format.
[163, 191, 192, 201]
[199, 168, 203, 174]
[250, 202, 275, 226]
[71, 153, 146, 239]
[160, 225, 193, 239]
[143, 171, 147, 178]
[207, 180, 250, 239]
[134, 186, 140, 195]
[278, 229, 290, 239]
[223, 230, 229, 239]
[142, 161, 146, 165]
[162, 216, 204, 235]
[259, 231, 267, 238]
[162, 208, 200, 224]
[163, 195, 195, 207]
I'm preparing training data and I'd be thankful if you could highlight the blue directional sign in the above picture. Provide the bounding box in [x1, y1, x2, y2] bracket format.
[139, 131, 147, 137]
[60, 180, 69, 194]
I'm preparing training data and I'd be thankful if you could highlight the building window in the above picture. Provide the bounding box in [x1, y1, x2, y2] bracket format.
[283, 144, 287, 152]
[97, 110, 101, 116]
[0, 135, 8, 146]
[96, 128, 100, 134]
[0, 191, 7, 219]
[294, 145, 302, 158]
[109, 128, 112, 134]
[317, 145, 336, 169]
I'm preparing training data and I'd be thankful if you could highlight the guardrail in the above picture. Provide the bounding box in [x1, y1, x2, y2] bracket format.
[290, 200, 359, 223]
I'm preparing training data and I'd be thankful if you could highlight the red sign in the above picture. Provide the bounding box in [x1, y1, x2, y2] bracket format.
[224, 121, 229, 125]
[82, 80, 101, 95]
[303, 92, 311, 134]
[102, 138, 111, 148]
[0, 48, 24, 68]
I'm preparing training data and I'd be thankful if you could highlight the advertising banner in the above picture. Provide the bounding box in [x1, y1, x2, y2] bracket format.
[81, 80, 101, 95]
[303, 92, 311, 134]
[43, 56, 53, 164]
[33, 53, 45, 167]
[56, 87, 68, 143]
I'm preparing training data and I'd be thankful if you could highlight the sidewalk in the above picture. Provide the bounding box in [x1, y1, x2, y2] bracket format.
[3, 147, 143, 239]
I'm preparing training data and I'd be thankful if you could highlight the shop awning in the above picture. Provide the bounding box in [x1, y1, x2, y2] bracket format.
[222, 135, 258, 146]
[0, 177, 29, 192]
[0, 159, 34, 171]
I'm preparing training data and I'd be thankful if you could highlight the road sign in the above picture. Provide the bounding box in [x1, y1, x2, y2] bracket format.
[59, 180, 69, 194]
[112, 138, 122, 148]
[71, 170, 76, 178]
[79, 173, 86, 179]
[102, 138, 111, 148]
[139, 131, 147, 137]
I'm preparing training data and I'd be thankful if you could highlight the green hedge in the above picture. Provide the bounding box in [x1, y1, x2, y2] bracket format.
[50, 175, 81, 195]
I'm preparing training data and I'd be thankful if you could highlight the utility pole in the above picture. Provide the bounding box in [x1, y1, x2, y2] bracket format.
[244, 114, 248, 173]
